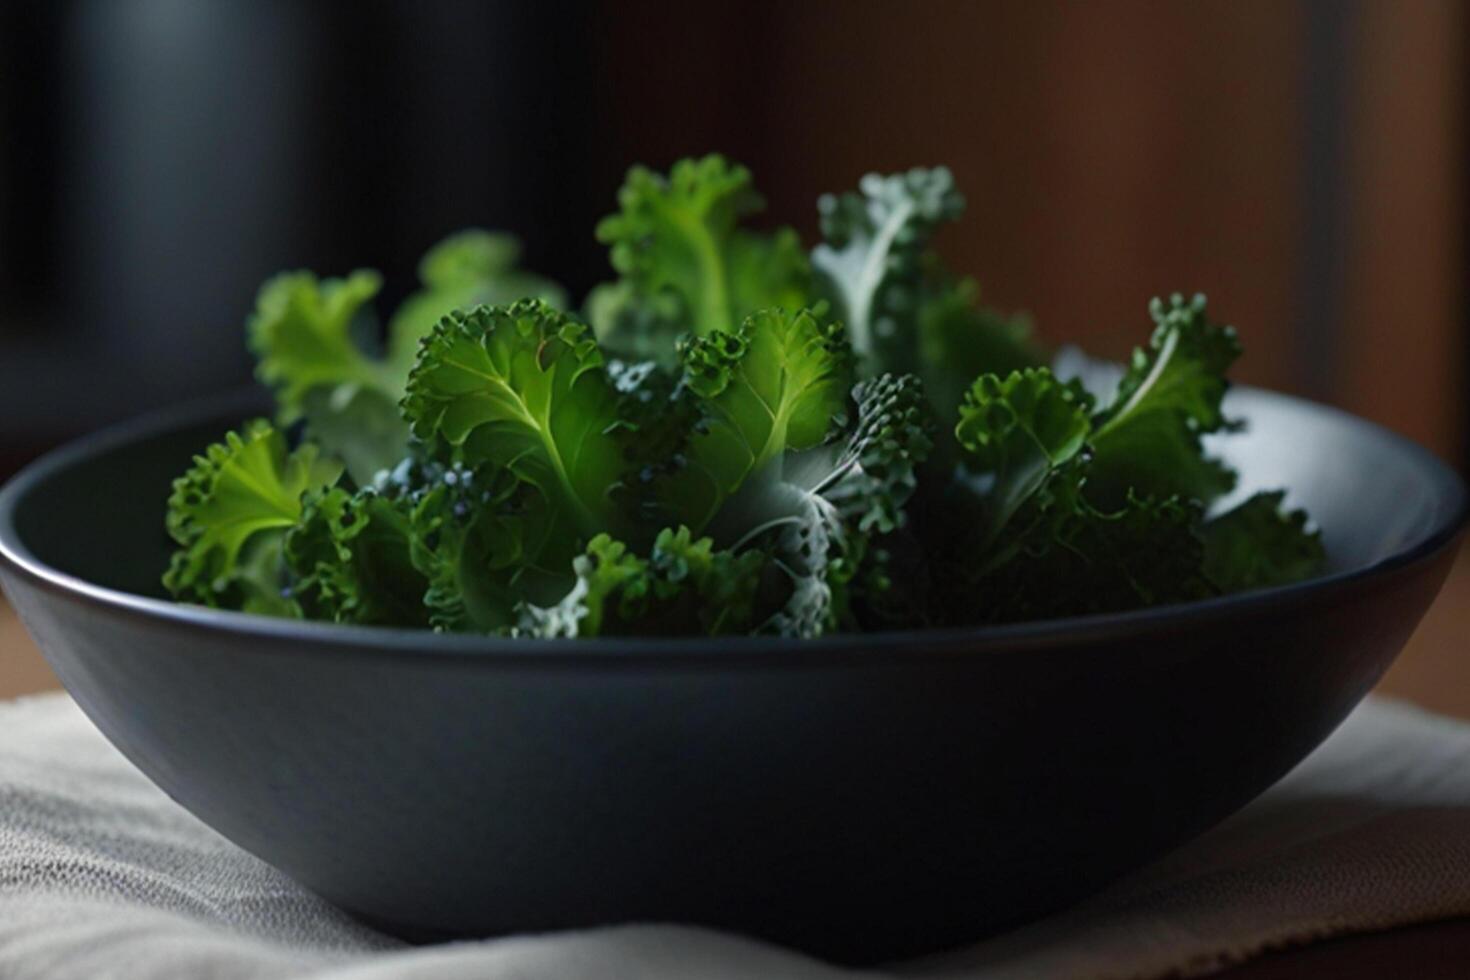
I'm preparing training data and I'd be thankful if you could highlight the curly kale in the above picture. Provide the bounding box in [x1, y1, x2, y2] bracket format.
[248, 232, 560, 485]
[164, 157, 1324, 634]
[588, 155, 812, 363]
[516, 527, 768, 638]
[386, 230, 567, 379]
[164, 420, 343, 614]
[284, 487, 430, 627]
[1086, 293, 1242, 509]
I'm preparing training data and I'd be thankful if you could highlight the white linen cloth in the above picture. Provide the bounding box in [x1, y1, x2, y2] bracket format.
[4, 691, 1470, 979]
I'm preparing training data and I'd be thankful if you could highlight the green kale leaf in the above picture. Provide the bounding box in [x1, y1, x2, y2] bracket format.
[517, 526, 768, 638]
[811, 167, 964, 364]
[953, 367, 1093, 546]
[409, 467, 553, 632]
[966, 473, 1217, 623]
[403, 299, 628, 536]
[1201, 490, 1325, 592]
[590, 155, 812, 360]
[1086, 293, 1241, 508]
[401, 300, 635, 626]
[284, 487, 430, 627]
[170, 154, 1328, 636]
[247, 269, 408, 484]
[164, 420, 343, 615]
[386, 230, 567, 377]
[943, 365, 1218, 622]
[711, 373, 934, 637]
[916, 270, 1044, 421]
[668, 306, 853, 530]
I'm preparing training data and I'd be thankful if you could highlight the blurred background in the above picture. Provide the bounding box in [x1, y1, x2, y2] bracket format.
[1, 0, 1466, 708]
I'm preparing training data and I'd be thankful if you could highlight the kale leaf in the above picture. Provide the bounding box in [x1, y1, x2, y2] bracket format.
[166, 157, 1326, 635]
[386, 230, 566, 378]
[164, 420, 343, 615]
[247, 270, 407, 484]
[1086, 293, 1241, 509]
[1202, 490, 1324, 592]
[589, 155, 812, 361]
[516, 527, 768, 638]
[812, 167, 964, 364]
[812, 169, 1042, 422]
[285, 487, 430, 627]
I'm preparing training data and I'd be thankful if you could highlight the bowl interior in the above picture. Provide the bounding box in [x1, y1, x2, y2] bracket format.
[8, 403, 262, 599]
[5, 388, 1464, 604]
[1204, 389, 1462, 573]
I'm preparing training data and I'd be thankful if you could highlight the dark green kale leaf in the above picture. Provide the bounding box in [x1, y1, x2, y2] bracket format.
[284, 487, 430, 627]
[410, 469, 555, 633]
[915, 269, 1044, 422]
[171, 152, 1328, 636]
[516, 527, 768, 638]
[1086, 293, 1241, 509]
[401, 300, 637, 629]
[953, 367, 1093, 548]
[605, 356, 703, 525]
[966, 472, 1217, 623]
[939, 366, 1217, 623]
[1201, 490, 1324, 592]
[403, 299, 630, 536]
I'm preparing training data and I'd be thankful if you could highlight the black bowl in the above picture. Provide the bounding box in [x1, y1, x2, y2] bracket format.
[0, 389, 1464, 964]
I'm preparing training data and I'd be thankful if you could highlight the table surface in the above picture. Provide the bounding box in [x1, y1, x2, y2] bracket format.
[3, 546, 1469, 977]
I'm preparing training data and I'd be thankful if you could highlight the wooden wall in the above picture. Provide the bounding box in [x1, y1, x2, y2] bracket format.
[1340, 0, 1464, 458]
[598, 0, 1464, 458]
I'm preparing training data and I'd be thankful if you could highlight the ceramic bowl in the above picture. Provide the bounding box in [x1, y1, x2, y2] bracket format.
[0, 388, 1463, 963]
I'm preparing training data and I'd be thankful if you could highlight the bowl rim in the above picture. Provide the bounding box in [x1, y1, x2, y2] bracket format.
[1, 387, 1466, 666]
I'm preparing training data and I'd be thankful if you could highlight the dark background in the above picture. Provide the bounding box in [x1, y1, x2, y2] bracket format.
[0, 0, 1463, 469]
[2, 0, 1469, 719]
